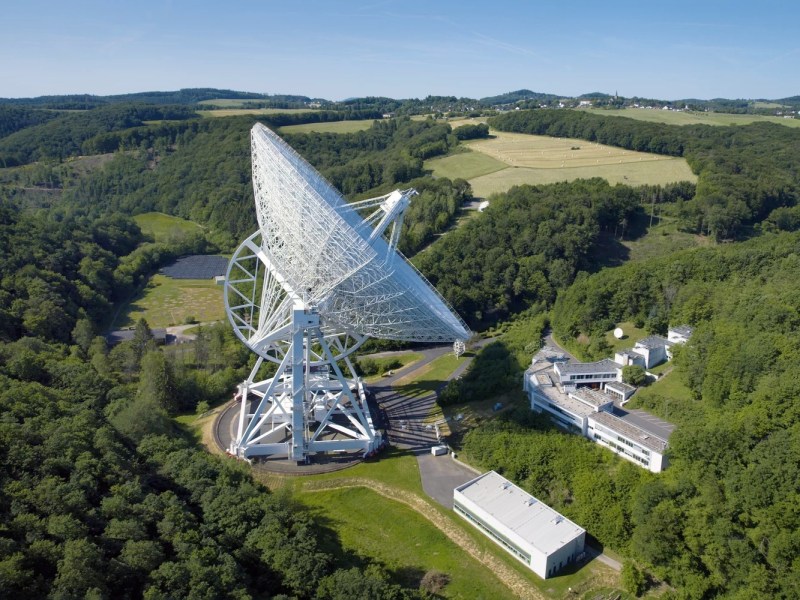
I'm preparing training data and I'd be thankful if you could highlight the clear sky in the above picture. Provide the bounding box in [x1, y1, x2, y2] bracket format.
[1, 0, 797, 100]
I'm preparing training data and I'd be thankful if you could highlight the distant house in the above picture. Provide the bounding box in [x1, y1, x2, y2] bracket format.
[615, 335, 673, 369]
[668, 325, 694, 345]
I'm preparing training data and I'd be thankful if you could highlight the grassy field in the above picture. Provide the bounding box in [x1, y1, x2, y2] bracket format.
[603, 322, 649, 354]
[621, 217, 711, 262]
[362, 352, 425, 383]
[460, 130, 696, 197]
[583, 107, 800, 128]
[198, 108, 319, 118]
[133, 212, 203, 243]
[302, 486, 514, 598]
[425, 149, 508, 180]
[115, 274, 224, 328]
[279, 119, 376, 134]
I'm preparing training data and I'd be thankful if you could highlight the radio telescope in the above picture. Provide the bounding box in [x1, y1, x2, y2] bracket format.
[225, 124, 470, 463]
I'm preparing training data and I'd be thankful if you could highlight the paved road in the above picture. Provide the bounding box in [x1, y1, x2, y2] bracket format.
[417, 453, 479, 508]
[612, 402, 676, 439]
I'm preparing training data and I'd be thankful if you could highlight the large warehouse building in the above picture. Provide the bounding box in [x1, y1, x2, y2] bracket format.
[454, 471, 585, 579]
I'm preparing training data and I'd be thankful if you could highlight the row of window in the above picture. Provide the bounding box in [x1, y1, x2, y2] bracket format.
[593, 434, 650, 466]
[568, 373, 616, 381]
[454, 501, 532, 565]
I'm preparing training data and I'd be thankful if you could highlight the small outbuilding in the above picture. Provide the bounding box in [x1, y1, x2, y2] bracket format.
[454, 471, 585, 579]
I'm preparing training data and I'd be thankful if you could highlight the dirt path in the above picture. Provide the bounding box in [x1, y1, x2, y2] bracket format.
[302, 477, 545, 600]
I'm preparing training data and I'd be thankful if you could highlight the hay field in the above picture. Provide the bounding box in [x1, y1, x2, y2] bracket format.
[198, 108, 319, 118]
[583, 107, 800, 128]
[279, 119, 375, 134]
[462, 131, 696, 197]
[424, 149, 507, 180]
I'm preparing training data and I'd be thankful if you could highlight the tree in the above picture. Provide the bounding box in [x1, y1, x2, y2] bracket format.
[622, 364, 647, 386]
[138, 350, 178, 414]
[72, 317, 95, 354]
[132, 318, 154, 366]
[621, 560, 646, 596]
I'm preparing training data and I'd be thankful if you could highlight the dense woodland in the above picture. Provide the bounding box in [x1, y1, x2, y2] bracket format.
[2, 94, 800, 598]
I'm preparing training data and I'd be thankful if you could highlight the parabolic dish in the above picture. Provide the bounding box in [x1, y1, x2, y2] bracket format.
[249, 123, 470, 343]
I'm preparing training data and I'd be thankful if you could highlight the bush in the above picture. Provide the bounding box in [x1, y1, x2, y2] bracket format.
[622, 365, 647, 386]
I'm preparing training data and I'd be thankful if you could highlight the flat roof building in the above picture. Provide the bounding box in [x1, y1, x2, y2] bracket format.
[554, 359, 621, 389]
[587, 411, 668, 473]
[454, 471, 585, 579]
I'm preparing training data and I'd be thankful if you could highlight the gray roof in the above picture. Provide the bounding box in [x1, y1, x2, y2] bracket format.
[533, 384, 596, 417]
[635, 335, 671, 350]
[589, 411, 668, 453]
[455, 471, 584, 554]
[557, 359, 621, 375]
[669, 325, 693, 337]
[107, 328, 167, 345]
[605, 381, 636, 394]
[618, 349, 645, 360]
[569, 387, 616, 408]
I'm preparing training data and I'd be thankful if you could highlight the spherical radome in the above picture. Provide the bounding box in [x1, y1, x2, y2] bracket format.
[613, 327, 624, 339]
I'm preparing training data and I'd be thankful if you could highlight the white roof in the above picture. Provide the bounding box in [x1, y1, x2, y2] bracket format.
[455, 471, 584, 555]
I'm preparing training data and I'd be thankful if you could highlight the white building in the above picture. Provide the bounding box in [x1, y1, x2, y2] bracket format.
[553, 359, 621, 390]
[454, 471, 585, 579]
[523, 365, 670, 472]
[587, 411, 668, 473]
[668, 325, 694, 345]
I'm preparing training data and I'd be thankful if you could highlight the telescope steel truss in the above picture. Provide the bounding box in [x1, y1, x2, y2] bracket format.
[225, 124, 470, 462]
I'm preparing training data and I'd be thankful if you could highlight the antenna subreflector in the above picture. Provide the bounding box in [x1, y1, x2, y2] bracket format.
[225, 124, 470, 462]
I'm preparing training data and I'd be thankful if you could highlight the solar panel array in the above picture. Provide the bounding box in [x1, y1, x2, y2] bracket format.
[161, 255, 229, 279]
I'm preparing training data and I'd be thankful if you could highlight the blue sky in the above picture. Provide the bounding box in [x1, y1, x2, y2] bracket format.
[1, 0, 798, 100]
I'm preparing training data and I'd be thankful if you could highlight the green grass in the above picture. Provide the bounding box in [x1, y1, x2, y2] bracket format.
[583, 107, 800, 128]
[133, 212, 203, 243]
[628, 371, 696, 426]
[198, 108, 319, 118]
[362, 352, 425, 383]
[301, 487, 515, 599]
[115, 274, 224, 328]
[621, 217, 710, 262]
[424, 149, 508, 180]
[603, 322, 649, 355]
[468, 159, 695, 198]
[279, 120, 376, 134]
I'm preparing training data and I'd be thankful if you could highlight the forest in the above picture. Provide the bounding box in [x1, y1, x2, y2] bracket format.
[2, 94, 800, 598]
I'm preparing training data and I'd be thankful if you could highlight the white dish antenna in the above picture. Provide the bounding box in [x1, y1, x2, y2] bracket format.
[225, 124, 470, 462]
[613, 327, 624, 339]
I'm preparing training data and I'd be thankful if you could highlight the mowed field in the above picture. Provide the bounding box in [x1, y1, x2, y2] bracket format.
[435, 130, 696, 198]
[133, 212, 203, 243]
[198, 108, 319, 118]
[279, 119, 376, 134]
[583, 107, 800, 128]
[116, 274, 225, 328]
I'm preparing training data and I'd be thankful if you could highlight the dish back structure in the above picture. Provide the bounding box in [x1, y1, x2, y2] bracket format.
[225, 123, 469, 462]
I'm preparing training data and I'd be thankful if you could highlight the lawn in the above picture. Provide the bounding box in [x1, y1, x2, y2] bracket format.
[460, 130, 696, 197]
[361, 352, 425, 383]
[198, 108, 319, 118]
[279, 120, 376, 134]
[114, 274, 225, 328]
[133, 212, 203, 243]
[424, 149, 508, 180]
[582, 107, 800, 128]
[628, 370, 697, 426]
[300, 486, 519, 599]
[603, 322, 649, 355]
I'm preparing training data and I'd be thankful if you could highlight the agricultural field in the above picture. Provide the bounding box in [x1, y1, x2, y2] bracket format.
[460, 130, 696, 197]
[133, 212, 203, 243]
[279, 119, 376, 134]
[198, 107, 319, 118]
[582, 107, 800, 128]
[424, 149, 507, 180]
[115, 274, 225, 328]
